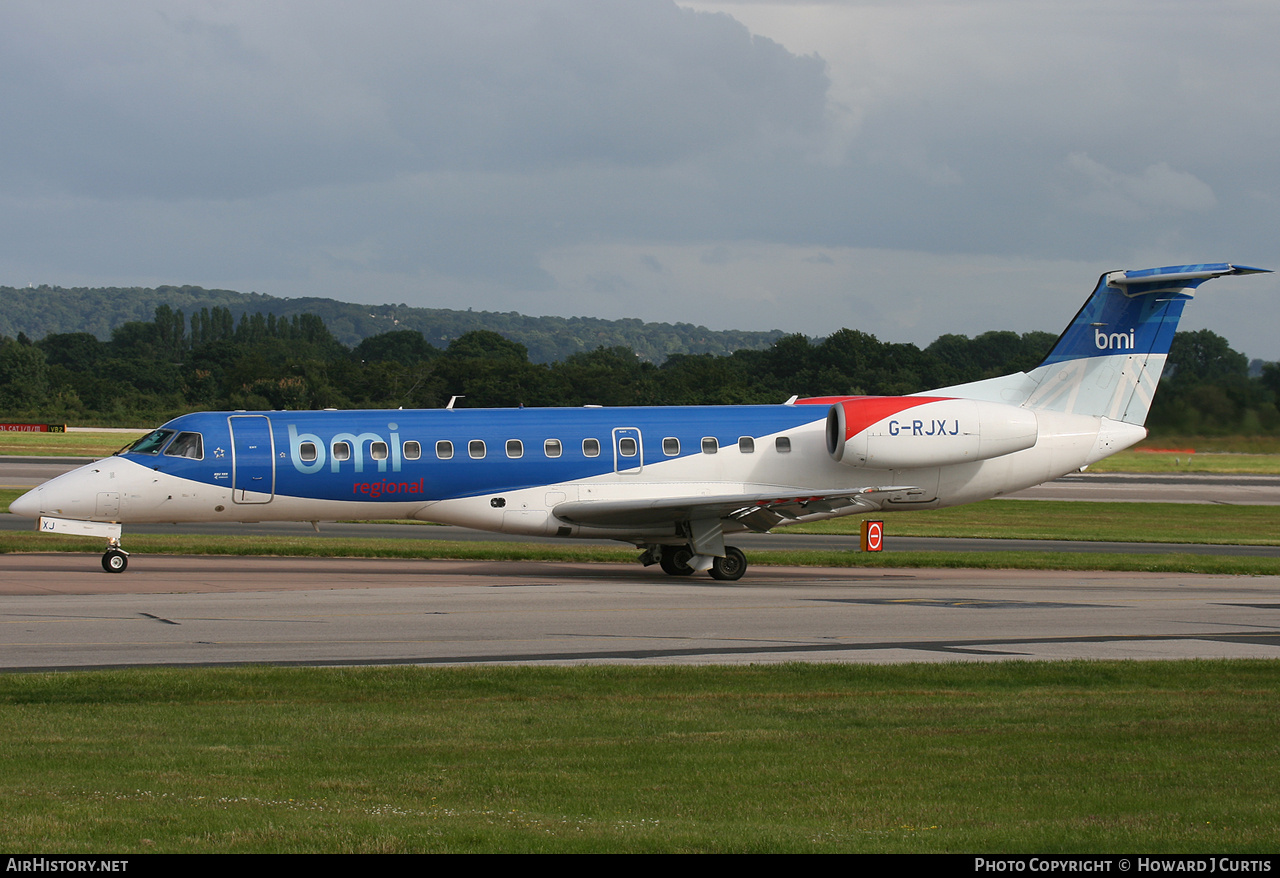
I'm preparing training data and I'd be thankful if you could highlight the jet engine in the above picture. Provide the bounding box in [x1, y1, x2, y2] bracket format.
[826, 397, 1038, 469]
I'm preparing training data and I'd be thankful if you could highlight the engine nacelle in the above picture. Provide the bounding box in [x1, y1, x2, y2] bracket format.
[826, 396, 1039, 468]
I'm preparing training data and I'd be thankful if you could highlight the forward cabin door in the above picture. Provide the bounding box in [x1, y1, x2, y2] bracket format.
[228, 415, 276, 504]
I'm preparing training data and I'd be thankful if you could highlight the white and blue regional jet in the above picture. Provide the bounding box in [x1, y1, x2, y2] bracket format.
[11, 264, 1269, 579]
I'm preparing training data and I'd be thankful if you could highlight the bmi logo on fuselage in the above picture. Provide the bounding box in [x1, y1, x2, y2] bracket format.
[288, 423, 403, 474]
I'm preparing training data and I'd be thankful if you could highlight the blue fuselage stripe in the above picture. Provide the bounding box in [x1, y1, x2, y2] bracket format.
[128, 406, 829, 502]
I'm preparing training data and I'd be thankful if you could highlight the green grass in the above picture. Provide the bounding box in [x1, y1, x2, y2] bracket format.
[1140, 435, 1280, 454]
[0, 430, 144, 458]
[1089, 451, 1280, 473]
[2, 662, 1278, 853]
[1088, 435, 1280, 472]
[792, 499, 1280, 544]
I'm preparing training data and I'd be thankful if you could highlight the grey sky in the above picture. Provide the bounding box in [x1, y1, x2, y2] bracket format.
[3, 0, 1277, 358]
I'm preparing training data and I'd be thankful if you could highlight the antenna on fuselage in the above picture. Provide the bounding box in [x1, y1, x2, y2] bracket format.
[447, 395, 464, 410]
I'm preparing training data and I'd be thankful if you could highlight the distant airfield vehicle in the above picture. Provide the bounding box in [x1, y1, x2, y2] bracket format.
[12, 264, 1269, 579]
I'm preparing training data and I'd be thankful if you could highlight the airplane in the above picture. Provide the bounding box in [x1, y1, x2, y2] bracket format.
[9, 263, 1270, 579]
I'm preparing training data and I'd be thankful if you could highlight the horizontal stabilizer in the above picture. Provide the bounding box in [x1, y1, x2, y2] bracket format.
[1109, 263, 1270, 288]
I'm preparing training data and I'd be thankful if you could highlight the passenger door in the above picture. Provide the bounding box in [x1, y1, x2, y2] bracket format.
[228, 415, 276, 504]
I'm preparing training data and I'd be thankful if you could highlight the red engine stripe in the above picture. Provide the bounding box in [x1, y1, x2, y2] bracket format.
[837, 397, 951, 441]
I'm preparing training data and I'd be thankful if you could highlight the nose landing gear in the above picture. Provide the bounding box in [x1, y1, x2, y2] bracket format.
[102, 540, 129, 573]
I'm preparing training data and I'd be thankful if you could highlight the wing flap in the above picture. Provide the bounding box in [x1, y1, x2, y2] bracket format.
[552, 486, 914, 531]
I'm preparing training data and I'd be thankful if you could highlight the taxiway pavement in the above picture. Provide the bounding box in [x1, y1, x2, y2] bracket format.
[2, 554, 1279, 670]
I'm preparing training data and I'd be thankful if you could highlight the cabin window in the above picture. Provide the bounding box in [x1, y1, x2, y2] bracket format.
[370, 441, 389, 461]
[506, 439, 523, 459]
[663, 437, 680, 456]
[436, 440, 453, 460]
[775, 437, 791, 453]
[544, 439, 562, 458]
[298, 441, 317, 463]
[583, 438, 600, 457]
[701, 437, 718, 454]
[403, 441, 421, 461]
[165, 432, 204, 460]
[738, 437, 755, 454]
[618, 437, 637, 457]
[332, 441, 351, 461]
[469, 440, 486, 459]
[127, 429, 174, 455]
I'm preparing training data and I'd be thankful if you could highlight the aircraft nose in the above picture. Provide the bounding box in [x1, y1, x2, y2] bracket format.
[8, 487, 40, 518]
[7, 462, 116, 521]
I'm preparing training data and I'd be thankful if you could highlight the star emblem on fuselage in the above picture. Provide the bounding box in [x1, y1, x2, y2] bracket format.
[213, 447, 226, 458]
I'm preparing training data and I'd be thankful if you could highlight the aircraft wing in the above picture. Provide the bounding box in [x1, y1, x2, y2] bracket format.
[552, 485, 915, 533]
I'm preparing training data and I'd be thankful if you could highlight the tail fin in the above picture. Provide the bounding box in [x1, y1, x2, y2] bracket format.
[924, 264, 1270, 425]
[1024, 264, 1269, 424]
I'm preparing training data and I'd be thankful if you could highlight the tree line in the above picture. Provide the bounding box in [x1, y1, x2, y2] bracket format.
[1, 304, 1277, 435]
[0, 284, 784, 363]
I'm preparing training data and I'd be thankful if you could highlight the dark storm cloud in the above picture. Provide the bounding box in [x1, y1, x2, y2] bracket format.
[1, 0, 1277, 358]
[0, 1, 829, 200]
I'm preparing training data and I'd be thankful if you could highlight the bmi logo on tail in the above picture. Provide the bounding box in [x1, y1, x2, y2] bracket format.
[1095, 328, 1136, 350]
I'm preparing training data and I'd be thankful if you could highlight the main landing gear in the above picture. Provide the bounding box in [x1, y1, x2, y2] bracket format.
[710, 546, 747, 581]
[102, 539, 129, 573]
[644, 544, 748, 581]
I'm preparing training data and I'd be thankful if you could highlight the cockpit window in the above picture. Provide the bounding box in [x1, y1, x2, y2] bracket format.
[164, 432, 204, 460]
[126, 429, 175, 455]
